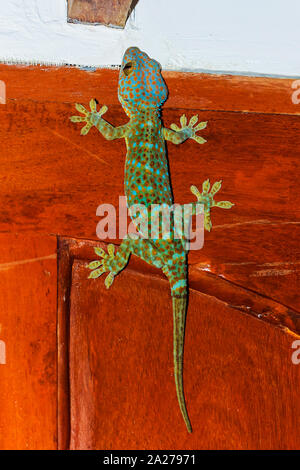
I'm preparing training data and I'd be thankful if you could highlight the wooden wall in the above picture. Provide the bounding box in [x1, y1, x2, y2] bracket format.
[0, 64, 299, 449]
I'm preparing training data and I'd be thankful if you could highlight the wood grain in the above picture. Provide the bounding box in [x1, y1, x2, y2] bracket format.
[0, 78, 299, 310]
[60, 237, 300, 450]
[67, 0, 135, 28]
[0, 65, 298, 114]
[0, 64, 299, 448]
[0, 234, 57, 449]
[57, 238, 72, 450]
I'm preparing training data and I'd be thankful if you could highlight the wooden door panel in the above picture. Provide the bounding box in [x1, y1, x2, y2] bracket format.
[0, 234, 57, 450]
[62, 238, 300, 450]
[69, 261, 175, 449]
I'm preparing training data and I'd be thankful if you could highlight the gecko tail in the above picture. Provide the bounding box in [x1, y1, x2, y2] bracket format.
[172, 296, 192, 433]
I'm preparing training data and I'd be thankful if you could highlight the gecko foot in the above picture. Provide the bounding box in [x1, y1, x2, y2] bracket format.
[70, 99, 108, 135]
[190, 180, 234, 231]
[170, 114, 208, 144]
[87, 245, 116, 289]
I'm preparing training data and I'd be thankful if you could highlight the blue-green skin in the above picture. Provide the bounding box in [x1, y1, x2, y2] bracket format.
[118, 47, 193, 298]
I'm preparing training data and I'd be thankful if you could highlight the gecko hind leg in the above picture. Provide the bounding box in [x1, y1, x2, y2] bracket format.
[88, 236, 166, 288]
[88, 238, 133, 288]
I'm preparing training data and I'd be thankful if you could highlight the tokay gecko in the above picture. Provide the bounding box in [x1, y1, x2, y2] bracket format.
[70, 47, 234, 433]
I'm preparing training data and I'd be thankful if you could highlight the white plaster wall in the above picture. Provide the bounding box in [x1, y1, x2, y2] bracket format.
[0, 0, 299, 76]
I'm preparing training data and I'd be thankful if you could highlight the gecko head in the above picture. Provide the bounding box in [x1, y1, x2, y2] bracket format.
[118, 47, 168, 117]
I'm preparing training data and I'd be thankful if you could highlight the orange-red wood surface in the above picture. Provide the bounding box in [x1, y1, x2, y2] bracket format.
[0, 64, 299, 449]
[0, 65, 299, 312]
[0, 234, 57, 449]
[62, 238, 300, 450]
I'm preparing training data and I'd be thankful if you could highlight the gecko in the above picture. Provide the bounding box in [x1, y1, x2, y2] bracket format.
[70, 47, 233, 433]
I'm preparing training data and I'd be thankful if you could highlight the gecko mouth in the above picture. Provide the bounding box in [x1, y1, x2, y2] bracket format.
[123, 61, 135, 77]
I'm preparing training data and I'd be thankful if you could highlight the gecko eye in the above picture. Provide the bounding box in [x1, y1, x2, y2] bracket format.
[123, 61, 135, 77]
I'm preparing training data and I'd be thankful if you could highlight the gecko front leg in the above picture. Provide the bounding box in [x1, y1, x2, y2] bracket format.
[70, 99, 128, 139]
[163, 114, 207, 145]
